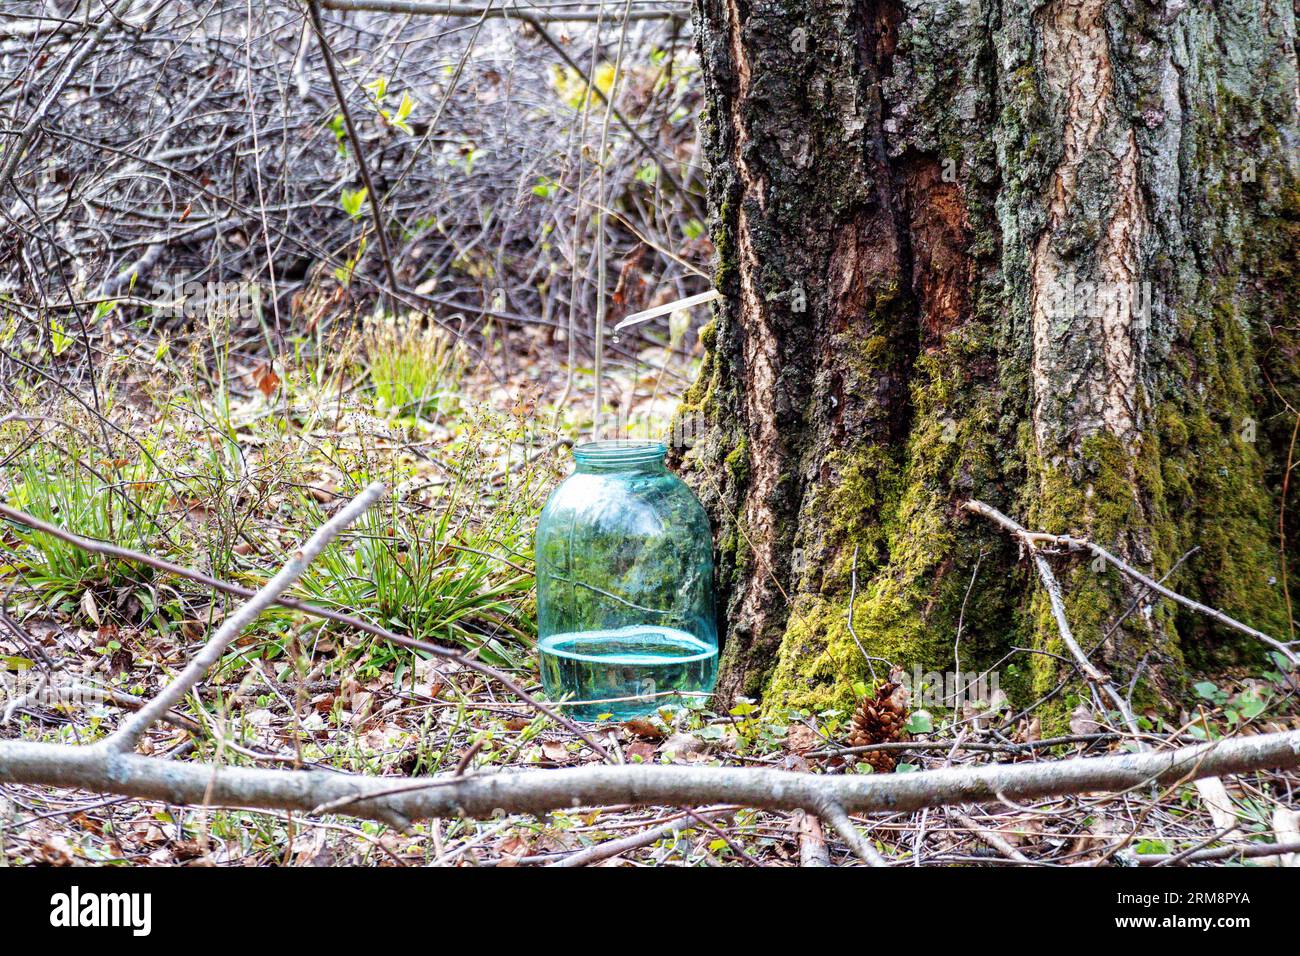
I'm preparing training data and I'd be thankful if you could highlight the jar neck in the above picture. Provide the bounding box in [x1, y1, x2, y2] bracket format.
[571, 440, 668, 475]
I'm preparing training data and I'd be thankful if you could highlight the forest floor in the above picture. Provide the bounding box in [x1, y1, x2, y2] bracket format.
[1, 1, 1297, 868]
[2, 310, 1299, 867]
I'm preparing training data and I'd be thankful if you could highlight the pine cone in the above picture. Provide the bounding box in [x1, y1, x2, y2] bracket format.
[846, 680, 911, 773]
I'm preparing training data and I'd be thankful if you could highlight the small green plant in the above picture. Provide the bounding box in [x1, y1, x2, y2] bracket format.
[1189, 677, 1274, 738]
[363, 313, 462, 417]
[2, 439, 172, 613]
[340, 186, 368, 218]
[294, 487, 537, 671]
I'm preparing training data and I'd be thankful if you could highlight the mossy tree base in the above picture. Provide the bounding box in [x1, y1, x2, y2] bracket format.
[677, 0, 1300, 719]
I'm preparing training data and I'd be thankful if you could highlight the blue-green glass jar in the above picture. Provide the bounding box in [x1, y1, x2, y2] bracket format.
[535, 440, 717, 720]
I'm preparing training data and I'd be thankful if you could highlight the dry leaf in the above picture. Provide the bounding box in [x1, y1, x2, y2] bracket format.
[251, 361, 280, 397]
[625, 740, 657, 763]
[659, 732, 706, 762]
[350, 691, 374, 723]
[80, 590, 101, 627]
[541, 740, 568, 763]
[1019, 716, 1042, 744]
[623, 718, 666, 740]
[310, 480, 337, 503]
[35, 834, 77, 866]
[785, 723, 821, 754]
[497, 835, 530, 863]
[1069, 704, 1100, 737]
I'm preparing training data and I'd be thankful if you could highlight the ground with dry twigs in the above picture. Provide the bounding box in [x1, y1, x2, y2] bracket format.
[2, 1, 1299, 868]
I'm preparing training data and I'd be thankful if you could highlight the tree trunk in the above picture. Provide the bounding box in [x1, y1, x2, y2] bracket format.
[678, 0, 1300, 719]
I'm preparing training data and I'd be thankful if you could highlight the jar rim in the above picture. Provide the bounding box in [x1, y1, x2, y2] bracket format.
[572, 439, 667, 465]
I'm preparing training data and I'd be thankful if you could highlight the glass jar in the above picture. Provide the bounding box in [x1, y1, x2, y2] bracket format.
[535, 440, 717, 720]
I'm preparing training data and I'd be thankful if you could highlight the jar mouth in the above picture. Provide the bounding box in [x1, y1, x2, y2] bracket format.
[572, 439, 667, 466]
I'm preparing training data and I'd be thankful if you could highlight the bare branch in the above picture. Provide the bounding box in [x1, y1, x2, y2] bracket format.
[1134, 837, 1300, 866]
[0, 498, 610, 756]
[963, 499, 1144, 737]
[964, 499, 1298, 666]
[0, 0, 137, 190]
[795, 810, 830, 867]
[103, 481, 387, 753]
[318, 0, 690, 23]
[546, 806, 734, 867]
[2, 728, 1296, 846]
[305, 0, 402, 312]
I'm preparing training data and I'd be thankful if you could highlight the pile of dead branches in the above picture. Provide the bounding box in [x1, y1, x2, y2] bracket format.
[0, 0, 706, 361]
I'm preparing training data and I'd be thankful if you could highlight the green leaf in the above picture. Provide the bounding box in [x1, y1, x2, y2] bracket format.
[635, 160, 658, 185]
[1237, 694, 1267, 720]
[341, 187, 368, 218]
[329, 114, 348, 156]
[1192, 681, 1219, 700]
[50, 318, 72, 355]
[388, 90, 415, 133]
[395, 90, 414, 122]
[905, 710, 933, 734]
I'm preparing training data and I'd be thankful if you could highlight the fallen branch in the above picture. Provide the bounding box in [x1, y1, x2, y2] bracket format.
[2, 727, 1296, 842]
[547, 806, 734, 867]
[963, 499, 1298, 666]
[963, 499, 1144, 737]
[1134, 837, 1300, 866]
[796, 809, 830, 867]
[105, 481, 386, 752]
[818, 802, 886, 866]
[951, 809, 1030, 863]
[319, 0, 690, 23]
[0, 497, 609, 755]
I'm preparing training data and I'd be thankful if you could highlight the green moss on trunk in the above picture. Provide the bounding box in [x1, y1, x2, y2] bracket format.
[684, 0, 1300, 721]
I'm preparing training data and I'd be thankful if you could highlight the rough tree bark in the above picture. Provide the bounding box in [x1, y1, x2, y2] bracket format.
[678, 0, 1300, 717]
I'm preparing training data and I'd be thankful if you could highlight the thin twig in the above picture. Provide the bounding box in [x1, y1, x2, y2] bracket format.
[320, 0, 690, 22]
[1135, 838, 1300, 865]
[951, 809, 1030, 863]
[817, 803, 887, 867]
[104, 481, 386, 752]
[0, 0, 136, 190]
[0, 498, 609, 756]
[964, 499, 1298, 666]
[306, 0, 402, 312]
